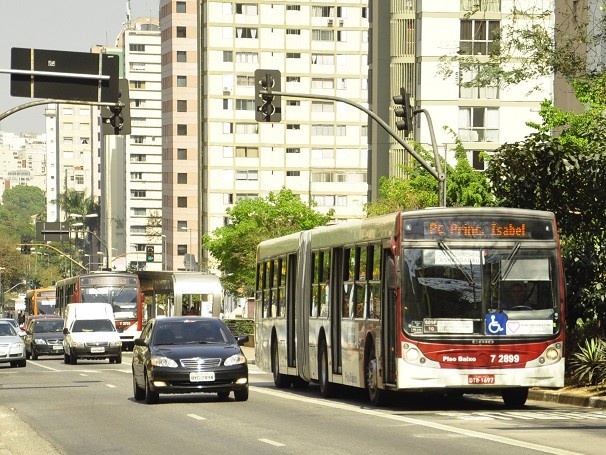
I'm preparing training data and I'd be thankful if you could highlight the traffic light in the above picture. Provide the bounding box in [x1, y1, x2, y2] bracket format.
[254, 69, 281, 122]
[146, 245, 155, 263]
[393, 88, 414, 135]
[102, 78, 131, 135]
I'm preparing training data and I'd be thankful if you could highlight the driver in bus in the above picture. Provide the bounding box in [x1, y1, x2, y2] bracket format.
[503, 282, 531, 309]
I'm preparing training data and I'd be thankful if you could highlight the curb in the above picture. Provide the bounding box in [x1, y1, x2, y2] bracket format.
[529, 389, 606, 409]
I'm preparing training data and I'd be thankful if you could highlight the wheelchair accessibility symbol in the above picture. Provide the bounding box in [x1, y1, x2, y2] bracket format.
[486, 313, 507, 335]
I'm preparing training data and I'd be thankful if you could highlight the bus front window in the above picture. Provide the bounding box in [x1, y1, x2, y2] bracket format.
[401, 247, 559, 337]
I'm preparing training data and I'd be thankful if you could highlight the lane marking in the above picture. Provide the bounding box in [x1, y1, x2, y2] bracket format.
[187, 414, 206, 421]
[258, 439, 285, 447]
[106, 384, 117, 388]
[250, 386, 584, 455]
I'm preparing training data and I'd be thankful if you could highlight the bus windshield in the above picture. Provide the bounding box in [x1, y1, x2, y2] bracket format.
[81, 287, 139, 306]
[401, 246, 560, 337]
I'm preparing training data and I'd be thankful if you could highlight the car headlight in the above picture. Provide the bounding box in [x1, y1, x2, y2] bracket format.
[34, 339, 47, 345]
[224, 353, 246, 366]
[150, 356, 178, 368]
[109, 341, 122, 347]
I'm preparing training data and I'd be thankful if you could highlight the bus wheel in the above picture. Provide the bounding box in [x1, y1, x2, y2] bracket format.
[271, 341, 291, 389]
[366, 344, 385, 406]
[501, 388, 528, 408]
[318, 341, 335, 398]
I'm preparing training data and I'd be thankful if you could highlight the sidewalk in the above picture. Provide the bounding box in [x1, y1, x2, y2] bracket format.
[529, 388, 606, 409]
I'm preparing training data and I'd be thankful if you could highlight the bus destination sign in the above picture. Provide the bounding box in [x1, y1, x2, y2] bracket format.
[404, 217, 554, 240]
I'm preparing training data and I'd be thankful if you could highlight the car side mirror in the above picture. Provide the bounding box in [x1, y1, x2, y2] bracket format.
[134, 338, 147, 347]
[236, 335, 249, 346]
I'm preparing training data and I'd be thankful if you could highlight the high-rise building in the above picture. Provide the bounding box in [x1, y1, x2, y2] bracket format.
[160, 0, 370, 272]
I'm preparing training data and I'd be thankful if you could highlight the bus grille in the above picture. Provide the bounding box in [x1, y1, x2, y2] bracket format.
[180, 358, 221, 370]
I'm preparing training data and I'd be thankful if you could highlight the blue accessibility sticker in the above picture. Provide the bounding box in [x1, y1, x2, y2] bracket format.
[486, 312, 507, 335]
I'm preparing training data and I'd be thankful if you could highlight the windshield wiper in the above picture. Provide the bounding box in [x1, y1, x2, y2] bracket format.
[491, 242, 521, 286]
[437, 240, 475, 286]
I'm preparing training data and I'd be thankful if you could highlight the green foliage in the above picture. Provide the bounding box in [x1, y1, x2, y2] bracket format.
[0, 185, 45, 241]
[223, 318, 254, 336]
[569, 338, 606, 386]
[204, 188, 333, 296]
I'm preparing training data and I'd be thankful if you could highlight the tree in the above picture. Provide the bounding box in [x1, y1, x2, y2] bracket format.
[365, 139, 494, 217]
[204, 188, 333, 296]
[0, 185, 45, 241]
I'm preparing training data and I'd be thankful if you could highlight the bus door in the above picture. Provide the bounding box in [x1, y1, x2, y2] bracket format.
[286, 253, 297, 368]
[330, 247, 343, 374]
[382, 249, 397, 385]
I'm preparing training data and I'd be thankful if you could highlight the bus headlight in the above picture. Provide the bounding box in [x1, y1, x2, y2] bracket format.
[545, 347, 560, 361]
[404, 347, 420, 363]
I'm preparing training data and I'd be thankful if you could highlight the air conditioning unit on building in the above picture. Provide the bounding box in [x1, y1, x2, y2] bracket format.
[328, 19, 333, 26]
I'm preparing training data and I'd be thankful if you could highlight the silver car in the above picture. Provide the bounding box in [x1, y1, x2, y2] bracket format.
[0, 321, 27, 368]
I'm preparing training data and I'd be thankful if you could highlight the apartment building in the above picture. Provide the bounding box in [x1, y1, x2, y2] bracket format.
[160, 0, 370, 272]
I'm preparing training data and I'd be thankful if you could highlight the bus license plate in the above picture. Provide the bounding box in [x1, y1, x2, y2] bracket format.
[190, 372, 215, 382]
[468, 374, 495, 385]
[90, 346, 105, 353]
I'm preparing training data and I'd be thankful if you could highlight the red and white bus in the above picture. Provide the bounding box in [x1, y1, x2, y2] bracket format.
[254, 207, 565, 407]
[55, 272, 144, 350]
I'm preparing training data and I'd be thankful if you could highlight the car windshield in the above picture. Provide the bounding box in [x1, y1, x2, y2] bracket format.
[0, 323, 17, 337]
[35, 320, 64, 333]
[72, 319, 115, 332]
[154, 320, 235, 345]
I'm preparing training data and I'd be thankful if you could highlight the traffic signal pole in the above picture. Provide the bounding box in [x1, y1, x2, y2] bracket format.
[258, 89, 446, 206]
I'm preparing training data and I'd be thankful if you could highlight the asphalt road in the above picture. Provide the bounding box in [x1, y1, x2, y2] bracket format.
[1, 349, 606, 455]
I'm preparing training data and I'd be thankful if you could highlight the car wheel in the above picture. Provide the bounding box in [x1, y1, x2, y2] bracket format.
[133, 371, 145, 401]
[144, 370, 159, 404]
[115, 352, 122, 364]
[69, 350, 78, 365]
[17, 359, 26, 368]
[217, 391, 230, 400]
[234, 388, 249, 402]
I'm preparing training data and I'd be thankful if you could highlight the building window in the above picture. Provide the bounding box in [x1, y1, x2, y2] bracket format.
[286, 171, 301, 177]
[234, 123, 257, 134]
[177, 100, 187, 112]
[286, 52, 301, 59]
[286, 100, 300, 106]
[311, 54, 335, 65]
[130, 172, 143, 180]
[223, 51, 233, 62]
[63, 137, 73, 144]
[176, 1, 186, 13]
[130, 62, 146, 71]
[286, 124, 301, 130]
[236, 27, 258, 38]
[176, 26, 186, 38]
[177, 148, 187, 159]
[130, 80, 146, 89]
[131, 154, 146, 162]
[235, 99, 255, 111]
[286, 76, 301, 82]
[132, 190, 147, 198]
[311, 101, 334, 112]
[286, 147, 300, 154]
[311, 78, 334, 89]
[176, 51, 186, 62]
[177, 245, 188, 256]
[235, 170, 258, 181]
[177, 124, 187, 135]
[286, 5, 300, 11]
[311, 125, 334, 136]
[177, 220, 187, 230]
[459, 65, 499, 99]
[459, 107, 499, 142]
[460, 20, 499, 55]
[177, 75, 187, 87]
[235, 146, 259, 158]
[236, 75, 255, 86]
[472, 150, 486, 170]
[129, 44, 145, 52]
[312, 30, 334, 41]
[177, 173, 187, 184]
[236, 3, 258, 15]
[235, 52, 258, 63]
[177, 197, 187, 207]
[460, 0, 501, 12]
[286, 29, 301, 35]
[132, 208, 146, 216]
[75, 175, 84, 185]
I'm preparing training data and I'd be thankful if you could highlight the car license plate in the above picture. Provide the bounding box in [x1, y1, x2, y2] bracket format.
[190, 372, 215, 382]
[90, 346, 105, 353]
[468, 374, 495, 385]
[52, 345, 62, 350]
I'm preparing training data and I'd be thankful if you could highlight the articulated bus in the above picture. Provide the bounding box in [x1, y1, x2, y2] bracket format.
[255, 207, 565, 407]
[25, 287, 57, 316]
[135, 271, 223, 319]
[55, 272, 144, 349]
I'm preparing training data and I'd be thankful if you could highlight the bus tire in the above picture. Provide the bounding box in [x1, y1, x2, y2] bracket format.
[366, 343, 386, 406]
[271, 341, 292, 389]
[318, 340, 335, 398]
[501, 387, 528, 408]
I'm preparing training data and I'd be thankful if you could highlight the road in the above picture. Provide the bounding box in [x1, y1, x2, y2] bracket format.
[1, 352, 605, 455]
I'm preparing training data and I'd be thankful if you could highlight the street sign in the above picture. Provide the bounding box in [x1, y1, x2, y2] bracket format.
[10, 47, 119, 103]
[35, 221, 71, 242]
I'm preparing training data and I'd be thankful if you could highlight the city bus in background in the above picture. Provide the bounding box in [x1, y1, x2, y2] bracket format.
[254, 207, 565, 408]
[25, 287, 57, 316]
[55, 272, 144, 350]
[135, 271, 223, 319]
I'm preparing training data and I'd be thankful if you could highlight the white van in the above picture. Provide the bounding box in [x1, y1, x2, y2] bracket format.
[62, 303, 122, 364]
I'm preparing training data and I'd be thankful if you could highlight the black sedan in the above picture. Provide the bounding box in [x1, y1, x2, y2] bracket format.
[132, 316, 249, 404]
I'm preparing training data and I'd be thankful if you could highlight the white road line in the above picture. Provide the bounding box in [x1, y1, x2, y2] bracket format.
[187, 414, 206, 421]
[258, 439, 285, 447]
[106, 384, 117, 388]
[25, 361, 61, 371]
[250, 386, 584, 455]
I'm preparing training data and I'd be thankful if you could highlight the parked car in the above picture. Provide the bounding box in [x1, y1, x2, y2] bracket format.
[132, 316, 249, 404]
[0, 321, 26, 368]
[0, 318, 26, 338]
[24, 317, 64, 359]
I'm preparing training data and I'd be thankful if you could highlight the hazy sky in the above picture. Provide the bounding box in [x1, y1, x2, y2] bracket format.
[0, 0, 159, 134]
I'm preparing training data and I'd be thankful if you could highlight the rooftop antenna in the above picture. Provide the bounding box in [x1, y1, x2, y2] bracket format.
[125, 0, 132, 24]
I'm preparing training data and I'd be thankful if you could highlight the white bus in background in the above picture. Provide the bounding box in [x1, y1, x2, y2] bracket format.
[135, 271, 224, 320]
